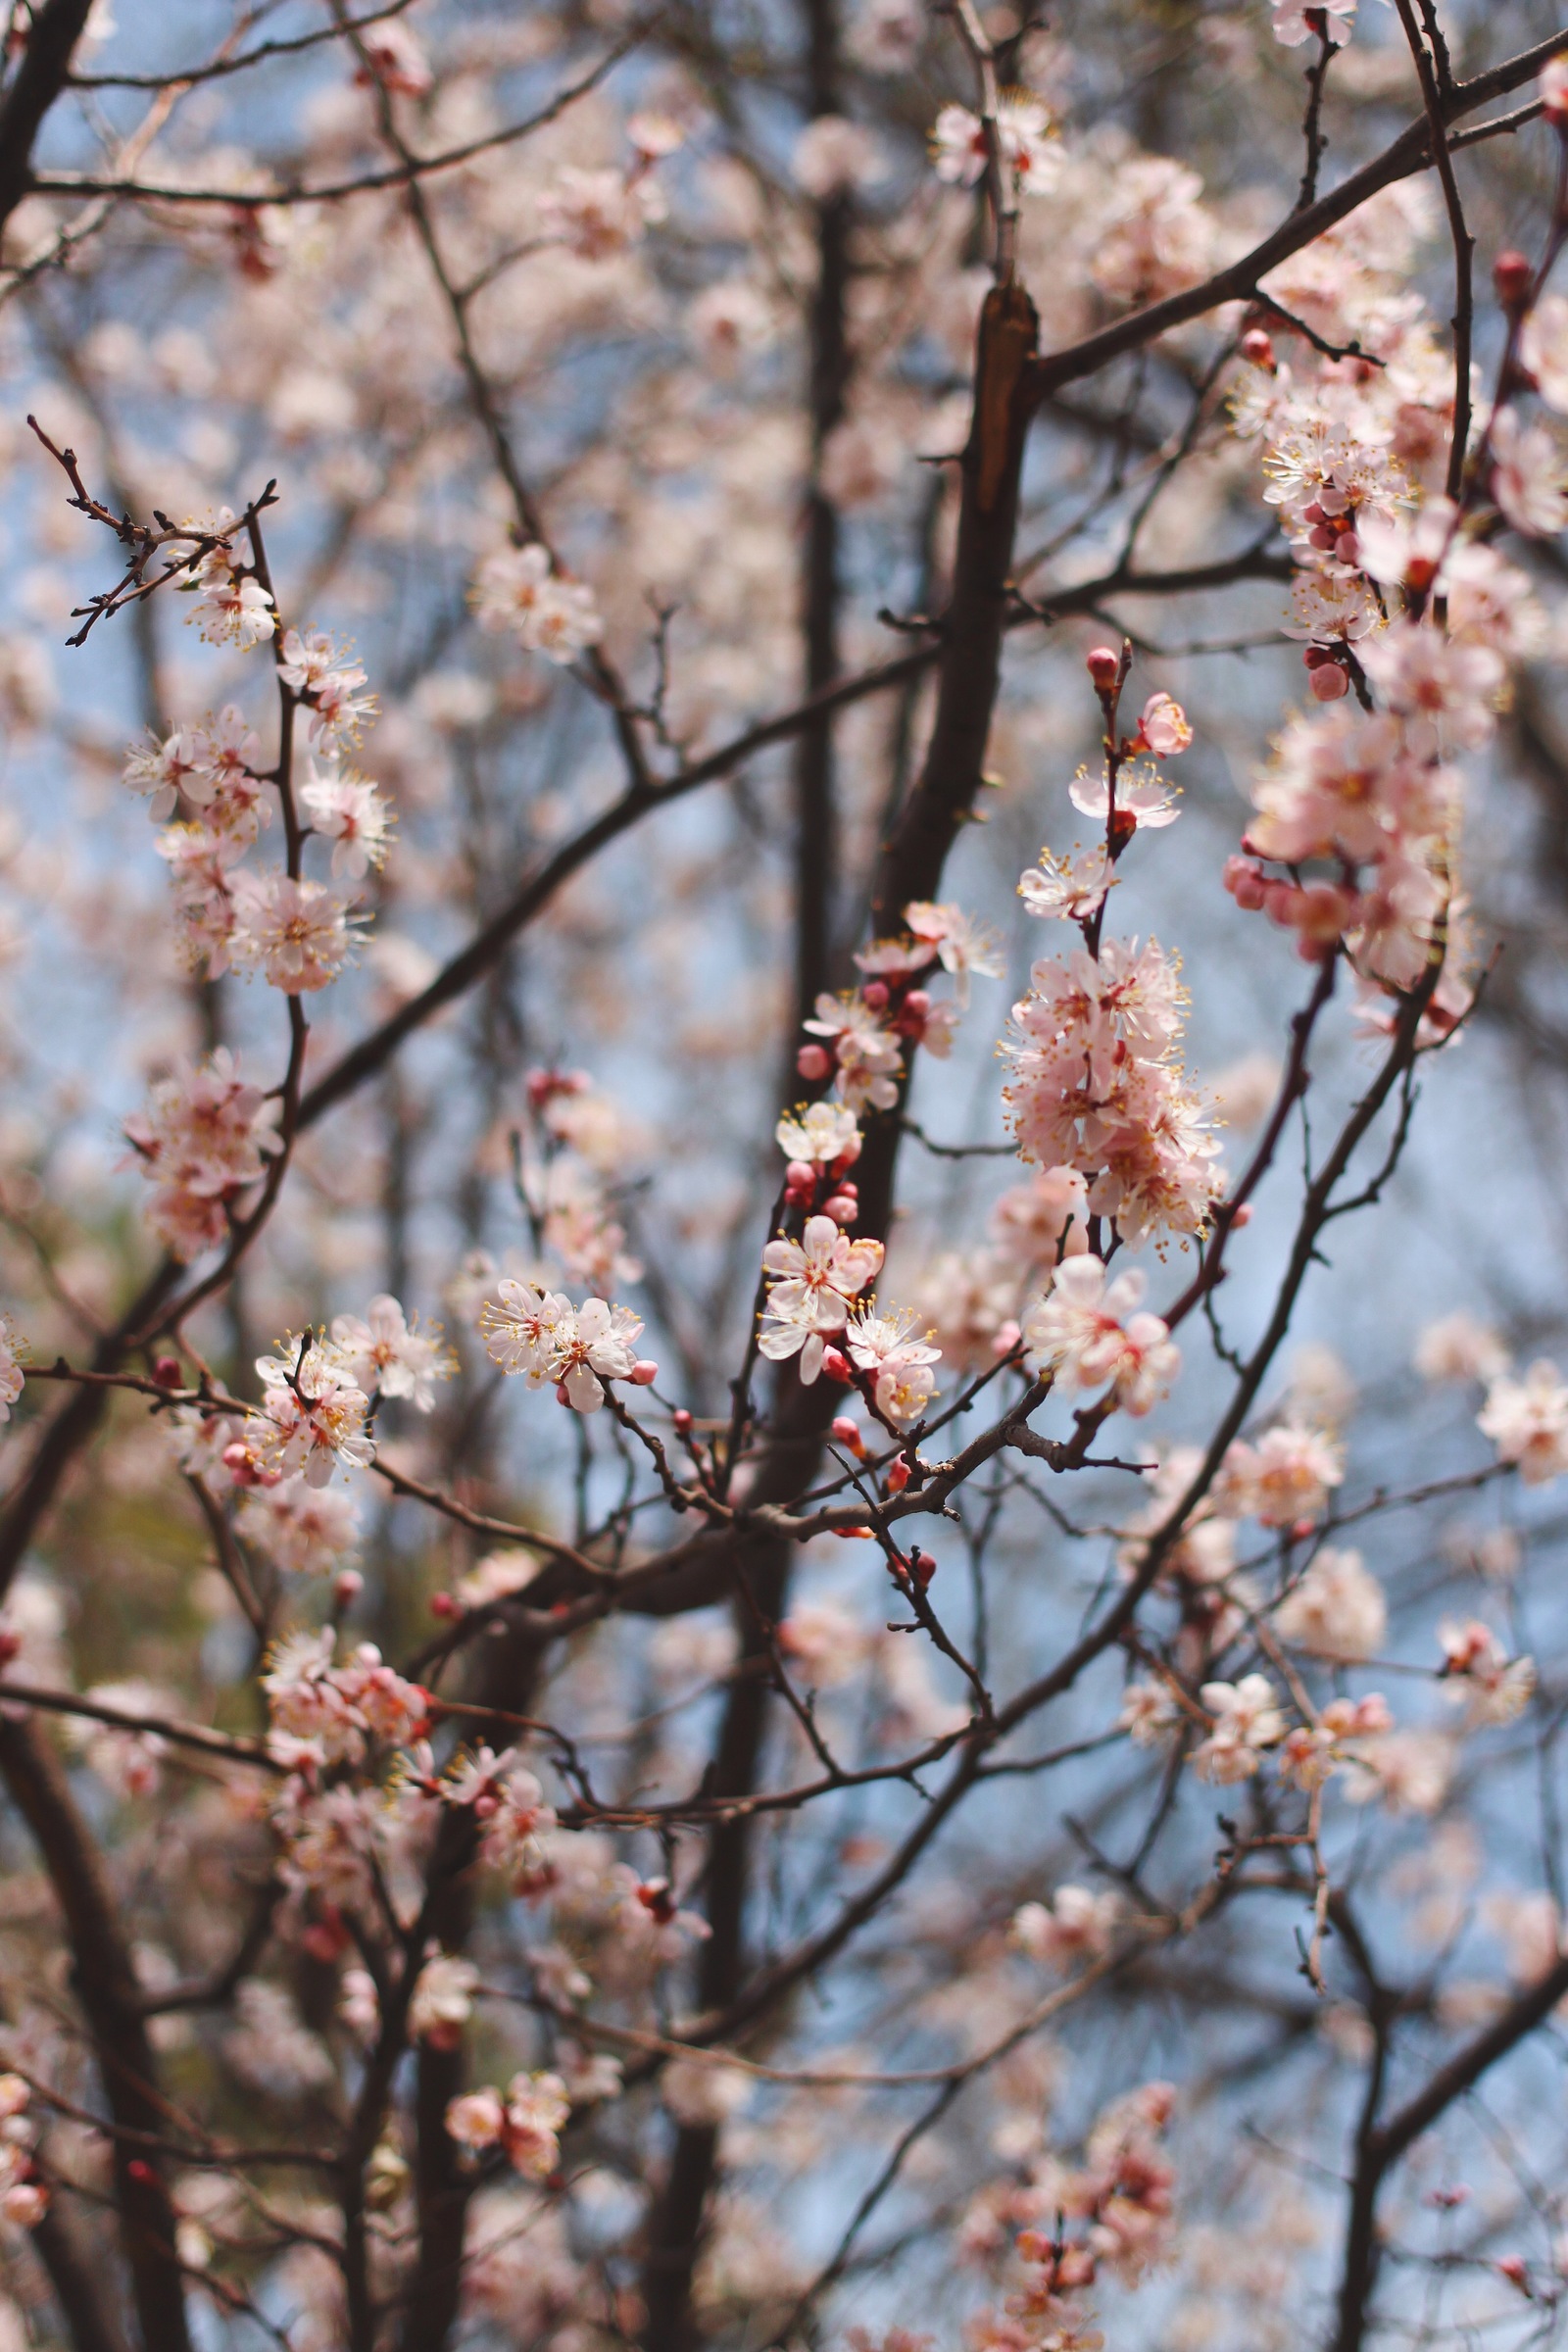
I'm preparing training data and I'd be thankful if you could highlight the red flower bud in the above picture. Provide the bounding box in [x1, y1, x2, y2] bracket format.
[797, 1043, 833, 1083]
[860, 979, 890, 1011]
[125, 2159, 156, 2187]
[1086, 644, 1119, 689]
[1240, 326, 1276, 370]
[672, 1407, 694, 1434]
[1494, 249, 1535, 310]
[152, 1355, 183, 1388]
[902, 988, 931, 1021]
[885, 1456, 911, 1493]
[429, 1592, 459, 1619]
[819, 1346, 852, 1384]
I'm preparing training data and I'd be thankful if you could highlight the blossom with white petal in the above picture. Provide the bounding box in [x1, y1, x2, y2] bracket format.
[1271, 0, 1355, 45]
[903, 901, 1004, 1005]
[480, 1281, 575, 1384]
[551, 1298, 644, 1414]
[229, 870, 358, 993]
[1215, 1422, 1343, 1527]
[1069, 761, 1180, 832]
[1017, 846, 1114, 922]
[1491, 409, 1568, 539]
[1011, 1886, 1122, 1968]
[1438, 1619, 1536, 1728]
[470, 545, 603, 663]
[254, 1339, 375, 1487]
[844, 1304, 941, 1426]
[301, 759, 392, 877]
[759, 1214, 884, 1384]
[1479, 1360, 1568, 1486]
[409, 1952, 479, 2048]
[1021, 1256, 1179, 1415]
[1273, 1546, 1387, 1662]
[1191, 1676, 1287, 1784]
[188, 524, 274, 649]
[930, 94, 1056, 194]
[776, 1100, 861, 1171]
[329, 1295, 456, 1412]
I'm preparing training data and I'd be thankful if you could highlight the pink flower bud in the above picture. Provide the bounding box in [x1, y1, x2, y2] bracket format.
[885, 1456, 911, 1493]
[221, 1441, 262, 1487]
[555, 1381, 572, 1405]
[797, 1044, 833, 1082]
[152, 1354, 183, 1388]
[1309, 661, 1349, 701]
[334, 1569, 364, 1606]
[430, 1592, 459, 1619]
[1496, 2254, 1531, 2294]
[860, 979, 890, 1011]
[785, 1160, 815, 1192]
[902, 988, 931, 1020]
[819, 1346, 852, 1384]
[1302, 642, 1333, 668]
[1240, 326, 1276, 370]
[1494, 249, 1534, 309]
[1231, 1201, 1253, 1229]
[831, 1415, 863, 1454]
[630, 1359, 659, 1386]
[1223, 855, 1269, 913]
[672, 1407, 694, 1434]
[1086, 644, 1119, 688]
[821, 1193, 858, 1225]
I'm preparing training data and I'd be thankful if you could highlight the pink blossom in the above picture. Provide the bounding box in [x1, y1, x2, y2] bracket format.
[229, 870, 358, 992]
[1021, 1256, 1180, 1415]
[1135, 693, 1192, 757]
[1271, 0, 1356, 49]
[1069, 762, 1180, 831]
[329, 1295, 455, 1412]
[470, 545, 603, 662]
[1490, 409, 1568, 539]
[1479, 1361, 1568, 1486]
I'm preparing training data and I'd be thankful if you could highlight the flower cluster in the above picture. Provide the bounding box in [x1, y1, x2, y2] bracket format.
[122, 1048, 282, 1260]
[799, 900, 1001, 1111]
[263, 1631, 430, 1770]
[440, 1743, 559, 1889]
[471, 544, 604, 663]
[1002, 938, 1221, 1248]
[446, 2071, 570, 2180]
[971, 2082, 1177, 2352]
[1022, 1254, 1179, 1418]
[481, 1281, 652, 1413]
[127, 684, 370, 990]
[758, 1213, 883, 1387]
[1223, 172, 1557, 997]
[931, 93, 1056, 195]
[184, 515, 274, 648]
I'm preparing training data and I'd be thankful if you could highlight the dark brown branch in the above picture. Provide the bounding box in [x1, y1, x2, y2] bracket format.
[0, 1716, 193, 2352]
[0, 0, 95, 231]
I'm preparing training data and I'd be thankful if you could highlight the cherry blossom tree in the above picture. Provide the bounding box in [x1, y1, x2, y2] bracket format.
[1, 4, 1568, 2350]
